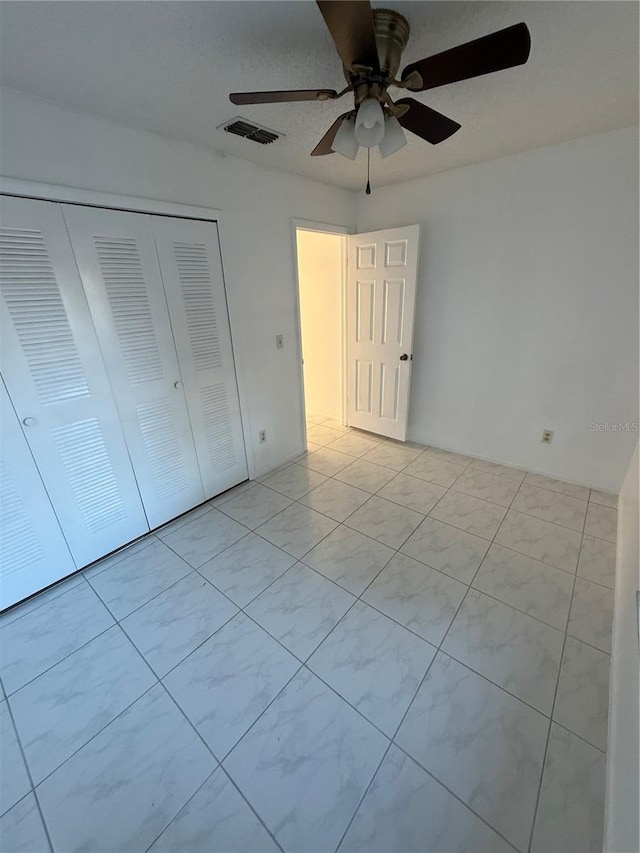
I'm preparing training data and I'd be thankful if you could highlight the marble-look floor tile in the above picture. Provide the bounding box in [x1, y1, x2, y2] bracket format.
[340, 745, 511, 853]
[429, 491, 507, 540]
[495, 510, 581, 573]
[0, 573, 85, 627]
[306, 424, 345, 446]
[149, 767, 279, 852]
[396, 653, 547, 851]
[159, 509, 247, 568]
[121, 574, 237, 677]
[345, 495, 424, 549]
[402, 454, 466, 488]
[401, 517, 489, 584]
[152, 504, 213, 540]
[531, 724, 605, 853]
[0, 702, 30, 815]
[584, 503, 617, 543]
[360, 442, 421, 472]
[299, 479, 370, 522]
[0, 583, 114, 694]
[327, 433, 379, 458]
[164, 613, 299, 759]
[376, 473, 446, 515]
[83, 535, 158, 580]
[87, 538, 191, 621]
[260, 463, 328, 500]
[302, 526, 394, 596]
[305, 413, 329, 426]
[568, 578, 614, 653]
[553, 637, 610, 750]
[472, 544, 574, 630]
[452, 467, 520, 508]
[296, 447, 353, 477]
[469, 458, 526, 483]
[9, 627, 155, 784]
[224, 669, 388, 853]
[0, 794, 50, 853]
[37, 684, 216, 853]
[589, 489, 617, 508]
[334, 459, 396, 493]
[363, 553, 466, 646]
[308, 601, 436, 735]
[209, 480, 254, 508]
[198, 534, 295, 607]
[421, 447, 473, 467]
[523, 473, 590, 501]
[256, 503, 338, 559]
[443, 589, 564, 714]
[577, 535, 616, 589]
[216, 482, 292, 529]
[511, 485, 587, 532]
[246, 563, 354, 660]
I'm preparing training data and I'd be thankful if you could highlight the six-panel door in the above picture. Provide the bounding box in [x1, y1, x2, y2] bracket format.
[346, 225, 420, 441]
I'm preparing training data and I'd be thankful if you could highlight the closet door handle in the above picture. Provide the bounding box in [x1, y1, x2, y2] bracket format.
[173, 381, 182, 390]
[22, 417, 36, 427]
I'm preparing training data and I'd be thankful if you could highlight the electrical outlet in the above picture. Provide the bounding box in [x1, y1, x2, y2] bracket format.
[541, 429, 553, 444]
[275, 334, 284, 350]
[259, 429, 267, 443]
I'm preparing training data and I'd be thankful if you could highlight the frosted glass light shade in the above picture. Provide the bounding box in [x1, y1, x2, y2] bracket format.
[355, 98, 385, 148]
[379, 116, 407, 158]
[332, 117, 359, 160]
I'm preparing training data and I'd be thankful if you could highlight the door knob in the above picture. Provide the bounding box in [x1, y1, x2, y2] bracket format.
[399, 354, 409, 361]
[22, 417, 36, 426]
[174, 381, 182, 390]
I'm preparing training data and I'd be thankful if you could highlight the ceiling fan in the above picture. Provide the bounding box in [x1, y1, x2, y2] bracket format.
[229, 1, 531, 163]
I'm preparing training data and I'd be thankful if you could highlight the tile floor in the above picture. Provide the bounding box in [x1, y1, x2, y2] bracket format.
[0, 415, 616, 853]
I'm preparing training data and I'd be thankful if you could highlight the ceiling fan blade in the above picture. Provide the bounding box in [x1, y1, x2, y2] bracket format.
[316, 0, 379, 71]
[395, 98, 461, 145]
[230, 89, 338, 105]
[401, 22, 531, 91]
[311, 112, 351, 156]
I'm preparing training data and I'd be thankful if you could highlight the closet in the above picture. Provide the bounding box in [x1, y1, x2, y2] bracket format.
[0, 195, 247, 609]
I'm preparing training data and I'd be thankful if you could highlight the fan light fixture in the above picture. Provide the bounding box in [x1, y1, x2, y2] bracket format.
[354, 98, 385, 147]
[332, 116, 359, 160]
[332, 106, 407, 161]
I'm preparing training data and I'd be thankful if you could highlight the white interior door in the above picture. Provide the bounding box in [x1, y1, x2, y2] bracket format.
[0, 380, 75, 609]
[346, 225, 420, 441]
[0, 195, 149, 567]
[62, 205, 205, 529]
[151, 216, 248, 497]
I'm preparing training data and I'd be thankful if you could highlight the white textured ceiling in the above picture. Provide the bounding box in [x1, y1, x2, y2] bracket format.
[0, 1, 637, 190]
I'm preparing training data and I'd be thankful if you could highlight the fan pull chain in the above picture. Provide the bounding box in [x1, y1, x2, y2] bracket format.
[365, 148, 372, 195]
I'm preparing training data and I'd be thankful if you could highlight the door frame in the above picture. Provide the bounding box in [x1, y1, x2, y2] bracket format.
[0, 176, 254, 477]
[291, 218, 352, 451]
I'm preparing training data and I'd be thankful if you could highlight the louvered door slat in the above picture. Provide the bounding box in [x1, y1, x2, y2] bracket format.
[152, 216, 247, 498]
[0, 196, 149, 592]
[62, 205, 204, 529]
[0, 381, 76, 608]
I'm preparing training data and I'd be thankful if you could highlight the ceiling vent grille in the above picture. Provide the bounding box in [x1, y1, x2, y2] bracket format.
[218, 117, 283, 145]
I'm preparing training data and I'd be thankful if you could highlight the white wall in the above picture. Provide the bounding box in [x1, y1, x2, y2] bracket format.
[605, 442, 639, 853]
[356, 127, 639, 491]
[0, 87, 356, 476]
[296, 230, 344, 420]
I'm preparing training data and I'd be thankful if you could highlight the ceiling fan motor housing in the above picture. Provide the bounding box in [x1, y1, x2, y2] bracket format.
[372, 9, 410, 79]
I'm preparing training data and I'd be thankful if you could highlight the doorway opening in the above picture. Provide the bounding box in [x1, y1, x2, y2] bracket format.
[294, 225, 348, 442]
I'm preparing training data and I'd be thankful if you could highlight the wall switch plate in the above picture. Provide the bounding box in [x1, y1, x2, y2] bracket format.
[259, 429, 267, 443]
[276, 334, 284, 350]
[541, 429, 554, 444]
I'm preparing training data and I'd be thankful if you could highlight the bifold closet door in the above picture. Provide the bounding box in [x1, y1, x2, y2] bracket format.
[151, 216, 248, 496]
[0, 196, 149, 569]
[0, 380, 75, 609]
[62, 205, 205, 529]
